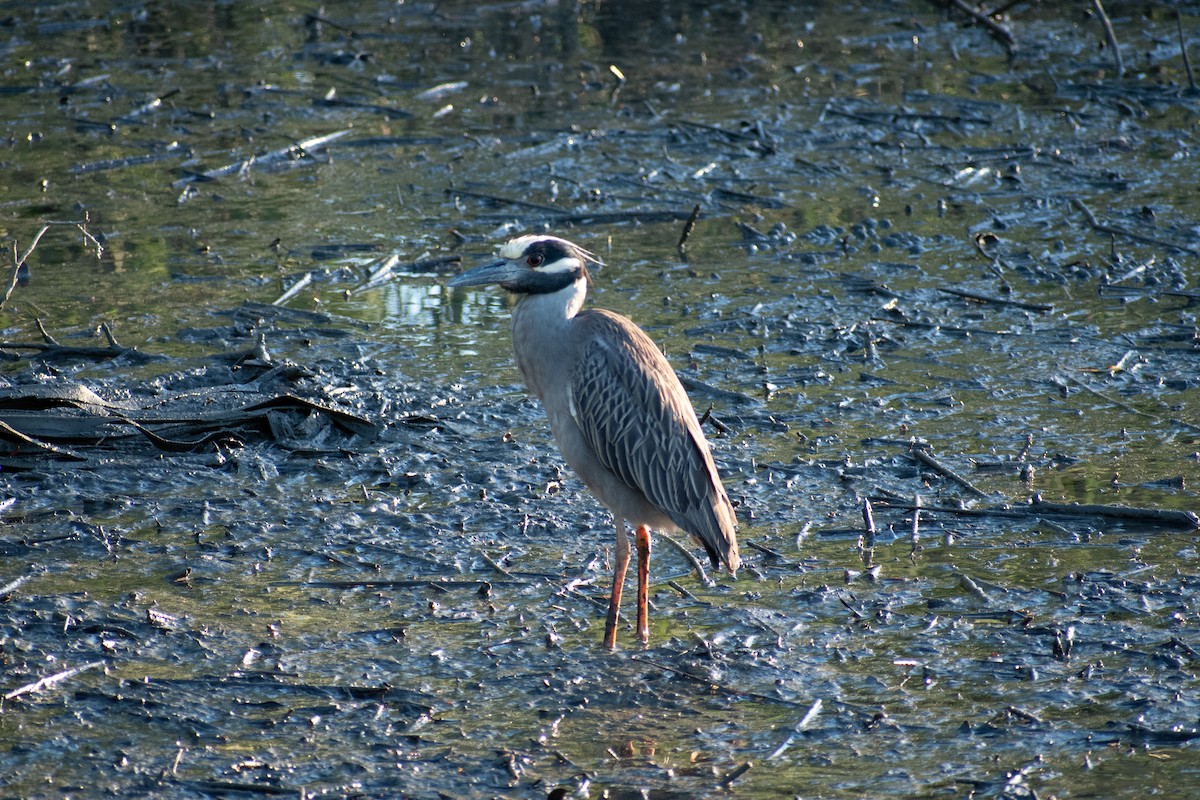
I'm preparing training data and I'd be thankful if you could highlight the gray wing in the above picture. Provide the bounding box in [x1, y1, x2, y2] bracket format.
[568, 310, 738, 570]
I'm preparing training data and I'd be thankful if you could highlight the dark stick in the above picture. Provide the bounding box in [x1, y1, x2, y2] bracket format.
[0, 419, 85, 459]
[666, 579, 705, 604]
[1092, 0, 1124, 78]
[677, 203, 702, 254]
[1178, 10, 1198, 93]
[1065, 373, 1200, 434]
[937, 286, 1053, 312]
[720, 762, 753, 788]
[869, 496, 1200, 530]
[939, 0, 1018, 57]
[287, 579, 523, 589]
[1028, 497, 1199, 529]
[304, 13, 361, 37]
[660, 532, 711, 585]
[1072, 199, 1200, 257]
[870, 317, 1013, 337]
[445, 187, 562, 215]
[910, 445, 989, 497]
[909, 494, 922, 561]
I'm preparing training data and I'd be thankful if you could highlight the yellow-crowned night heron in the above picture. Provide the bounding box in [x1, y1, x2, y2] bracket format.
[448, 234, 740, 648]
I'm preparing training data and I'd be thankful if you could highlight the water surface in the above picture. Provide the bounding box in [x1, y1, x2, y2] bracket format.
[2, 2, 1198, 798]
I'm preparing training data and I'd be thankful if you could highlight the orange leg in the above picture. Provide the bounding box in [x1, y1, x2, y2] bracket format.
[604, 521, 631, 650]
[635, 525, 651, 645]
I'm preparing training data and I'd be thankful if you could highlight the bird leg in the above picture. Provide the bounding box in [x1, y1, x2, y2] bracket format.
[604, 520, 631, 650]
[635, 525, 651, 644]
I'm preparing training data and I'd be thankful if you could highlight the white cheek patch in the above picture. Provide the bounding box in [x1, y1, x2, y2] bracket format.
[536, 256, 580, 274]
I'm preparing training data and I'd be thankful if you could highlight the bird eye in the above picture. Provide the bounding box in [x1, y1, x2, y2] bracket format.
[527, 253, 544, 268]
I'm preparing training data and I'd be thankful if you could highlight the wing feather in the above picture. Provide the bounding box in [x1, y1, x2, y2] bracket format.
[568, 310, 738, 570]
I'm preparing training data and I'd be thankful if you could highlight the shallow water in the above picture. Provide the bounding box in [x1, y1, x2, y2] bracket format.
[2, 2, 1199, 798]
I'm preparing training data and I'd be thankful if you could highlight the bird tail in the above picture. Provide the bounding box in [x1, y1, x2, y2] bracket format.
[694, 491, 739, 574]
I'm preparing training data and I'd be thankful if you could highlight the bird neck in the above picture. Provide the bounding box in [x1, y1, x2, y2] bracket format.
[510, 276, 587, 401]
[515, 274, 587, 323]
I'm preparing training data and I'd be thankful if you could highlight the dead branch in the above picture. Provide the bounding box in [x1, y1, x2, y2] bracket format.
[660, 531, 712, 585]
[1064, 373, 1200, 434]
[1, 221, 105, 315]
[1027, 496, 1199, 529]
[937, 0, 1018, 58]
[870, 495, 1200, 530]
[1072, 198, 1200, 257]
[1091, 0, 1124, 78]
[677, 203, 702, 255]
[1179, 10, 1199, 94]
[0, 225, 49, 314]
[4, 660, 105, 701]
[0, 320, 153, 362]
[910, 443, 989, 497]
[937, 286, 1053, 312]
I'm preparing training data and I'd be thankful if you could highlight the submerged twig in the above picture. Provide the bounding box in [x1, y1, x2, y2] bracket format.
[4, 660, 105, 701]
[909, 494, 922, 561]
[666, 579, 706, 604]
[2, 221, 104, 314]
[1064, 373, 1200, 434]
[117, 88, 181, 122]
[937, 286, 1052, 312]
[0, 321, 151, 362]
[354, 253, 462, 294]
[870, 496, 1200, 530]
[677, 203, 702, 256]
[720, 762, 753, 788]
[659, 532, 711, 585]
[677, 374, 759, 406]
[1179, 10, 1199, 94]
[859, 498, 877, 565]
[938, 0, 1018, 58]
[0, 418, 85, 460]
[1072, 198, 1200, 257]
[957, 571, 995, 603]
[1091, 0, 1124, 78]
[173, 129, 353, 192]
[0, 574, 31, 597]
[1, 226, 48, 313]
[446, 187, 562, 215]
[768, 698, 824, 760]
[1027, 497, 1199, 529]
[288, 578, 523, 589]
[910, 443, 989, 498]
[273, 271, 314, 306]
[870, 317, 1014, 337]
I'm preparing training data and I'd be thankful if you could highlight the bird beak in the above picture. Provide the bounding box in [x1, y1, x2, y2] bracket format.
[447, 259, 523, 288]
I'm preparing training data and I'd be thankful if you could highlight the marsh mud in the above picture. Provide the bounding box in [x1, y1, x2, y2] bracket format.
[2, 2, 1199, 798]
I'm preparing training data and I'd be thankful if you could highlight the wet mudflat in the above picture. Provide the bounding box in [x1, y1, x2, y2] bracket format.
[2, 1, 1199, 797]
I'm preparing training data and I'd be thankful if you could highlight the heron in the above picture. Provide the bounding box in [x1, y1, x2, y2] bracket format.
[448, 234, 740, 649]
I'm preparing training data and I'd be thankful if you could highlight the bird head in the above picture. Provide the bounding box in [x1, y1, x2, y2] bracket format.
[448, 234, 601, 295]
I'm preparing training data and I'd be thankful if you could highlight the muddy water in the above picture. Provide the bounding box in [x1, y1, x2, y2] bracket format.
[2, 2, 1199, 799]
